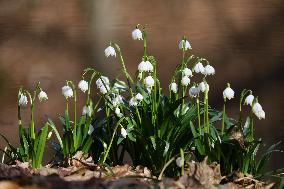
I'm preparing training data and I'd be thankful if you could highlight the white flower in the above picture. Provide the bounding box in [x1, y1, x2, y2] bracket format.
[198, 82, 209, 92]
[182, 68, 193, 77]
[121, 128, 127, 138]
[62, 86, 73, 98]
[38, 91, 48, 102]
[244, 94, 254, 106]
[96, 76, 110, 87]
[223, 85, 234, 100]
[181, 76, 190, 86]
[19, 94, 28, 106]
[78, 80, 88, 93]
[169, 82, 178, 93]
[138, 61, 153, 72]
[112, 95, 123, 107]
[193, 63, 205, 74]
[82, 105, 92, 116]
[204, 65, 215, 75]
[132, 28, 143, 40]
[189, 86, 200, 98]
[104, 46, 116, 57]
[163, 142, 170, 156]
[135, 93, 143, 101]
[252, 102, 265, 120]
[113, 81, 126, 92]
[115, 107, 123, 117]
[176, 157, 183, 168]
[144, 76, 155, 88]
[244, 117, 250, 129]
[178, 39, 192, 50]
[88, 124, 94, 135]
[129, 97, 138, 106]
[99, 85, 110, 94]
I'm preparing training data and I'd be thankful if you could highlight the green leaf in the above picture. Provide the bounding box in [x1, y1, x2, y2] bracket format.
[47, 118, 63, 149]
[34, 123, 48, 168]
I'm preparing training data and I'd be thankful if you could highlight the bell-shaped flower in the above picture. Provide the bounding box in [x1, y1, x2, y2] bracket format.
[144, 76, 155, 88]
[138, 61, 153, 72]
[135, 93, 144, 101]
[104, 45, 116, 57]
[19, 94, 28, 106]
[82, 105, 92, 116]
[193, 62, 205, 74]
[115, 107, 123, 117]
[178, 39, 192, 50]
[129, 97, 138, 106]
[62, 86, 73, 98]
[132, 28, 143, 40]
[112, 95, 123, 107]
[38, 91, 48, 102]
[182, 68, 193, 77]
[181, 76, 190, 86]
[244, 94, 254, 106]
[96, 76, 110, 87]
[169, 82, 178, 93]
[198, 82, 209, 92]
[121, 127, 127, 138]
[78, 80, 88, 93]
[204, 65, 215, 75]
[223, 84, 234, 100]
[252, 102, 265, 119]
[189, 86, 200, 98]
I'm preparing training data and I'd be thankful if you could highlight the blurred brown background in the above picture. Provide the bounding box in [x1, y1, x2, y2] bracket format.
[0, 0, 283, 170]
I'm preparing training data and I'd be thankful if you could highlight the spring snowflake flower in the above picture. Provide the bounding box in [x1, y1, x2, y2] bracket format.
[252, 102, 265, 120]
[176, 157, 183, 168]
[38, 91, 48, 102]
[96, 76, 110, 87]
[244, 94, 254, 106]
[163, 142, 170, 156]
[99, 85, 110, 94]
[78, 80, 88, 93]
[189, 86, 200, 98]
[104, 46, 116, 57]
[178, 39, 192, 50]
[204, 65, 215, 75]
[223, 85, 234, 100]
[82, 105, 92, 116]
[62, 86, 73, 98]
[182, 68, 193, 77]
[138, 61, 153, 72]
[19, 94, 28, 106]
[198, 82, 209, 92]
[144, 76, 155, 88]
[132, 28, 143, 40]
[112, 95, 123, 107]
[135, 93, 144, 101]
[169, 82, 178, 93]
[129, 97, 138, 106]
[193, 62, 205, 74]
[181, 76, 190, 86]
[121, 127, 127, 138]
[115, 107, 123, 117]
[88, 124, 94, 135]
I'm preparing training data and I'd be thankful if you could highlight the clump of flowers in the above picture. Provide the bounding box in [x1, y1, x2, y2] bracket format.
[0, 25, 281, 181]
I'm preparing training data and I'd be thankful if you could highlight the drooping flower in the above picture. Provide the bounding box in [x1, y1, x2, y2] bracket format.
[176, 157, 183, 168]
[104, 45, 116, 57]
[178, 39, 192, 50]
[38, 91, 48, 102]
[182, 68, 193, 77]
[115, 107, 123, 117]
[244, 94, 254, 106]
[252, 102, 265, 119]
[223, 84, 234, 100]
[135, 93, 144, 101]
[112, 95, 123, 107]
[129, 97, 138, 106]
[62, 86, 73, 98]
[138, 61, 153, 72]
[193, 62, 205, 74]
[121, 127, 127, 138]
[144, 76, 155, 88]
[82, 105, 92, 116]
[181, 76, 190, 86]
[204, 65, 215, 75]
[132, 28, 143, 40]
[189, 86, 200, 98]
[198, 82, 209, 92]
[96, 76, 110, 87]
[99, 85, 110, 94]
[145, 61, 153, 72]
[169, 82, 178, 93]
[19, 94, 28, 106]
[78, 80, 88, 93]
[88, 124, 94, 135]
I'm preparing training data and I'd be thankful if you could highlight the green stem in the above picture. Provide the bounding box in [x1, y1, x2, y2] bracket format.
[17, 105, 22, 127]
[66, 99, 69, 117]
[221, 100, 226, 135]
[197, 97, 201, 136]
[143, 31, 147, 57]
[73, 90, 77, 149]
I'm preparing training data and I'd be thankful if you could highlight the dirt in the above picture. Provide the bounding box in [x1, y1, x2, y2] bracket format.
[0, 156, 274, 189]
